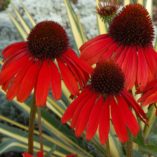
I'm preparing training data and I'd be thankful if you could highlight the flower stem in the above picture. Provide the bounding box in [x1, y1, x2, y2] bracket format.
[28, 98, 37, 154]
[143, 104, 156, 139]
[126, 137, 133, 157]
[37, 107, 43, 152]
[106, 139, 111, 157]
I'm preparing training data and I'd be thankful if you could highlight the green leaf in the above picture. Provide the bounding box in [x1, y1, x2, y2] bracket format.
[64, 0, 87, 49]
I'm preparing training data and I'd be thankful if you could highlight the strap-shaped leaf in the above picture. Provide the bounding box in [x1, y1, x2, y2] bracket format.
[12, 4, 31, 34]
[8, 13, 27, 40]
[64, 0, 87, 49]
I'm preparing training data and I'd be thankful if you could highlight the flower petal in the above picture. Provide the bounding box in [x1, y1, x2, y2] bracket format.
[22, 152, 32, 157]
[6, 59, 33, 100]
[62, 87, 90, 123]
[49, 61, 61, 100]
[137, 47, 148, 89]
[2, 42, 27, 59]
[99, 96, 110, 144]
[75, 93, 97, 137]
[0, 54, 29, 84]
[37, 151, 44, 157]
[17, 60, 41, 103]
[35, 61, 51, 106]
[86, 96, 103, 140]
[111, 96, 128, 142]
[64, 49, 93, 74]
[122, 89, 147, 123]
[71, 89, 92, 128]
[117, 95, 139, 136]
[57, 58, 78, 95]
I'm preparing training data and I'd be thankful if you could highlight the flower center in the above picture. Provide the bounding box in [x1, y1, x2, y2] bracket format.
[91, 61, 124, 95]
[27, 21, 69, 59]
[109, 4, 154, 47]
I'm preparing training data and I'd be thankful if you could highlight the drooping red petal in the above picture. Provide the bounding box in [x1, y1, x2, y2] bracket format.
[138, 85, 157, 103]
[110, 96, 128, 142]
[0, 54, 29, 84]
[61, 55, 86, 88]
[2, 42, 27, 59]
[100, 42, 118, 61]
[115, 46, 128, 67]
[122, 89, 147, 123]
[61, 87, 90, 123]
[75, 93, 98, 137]
[99, 96, 110, 144]
[141, 79, 157, 92]
[80, 34, 108, 51]
[121, 47, 137, 89]
[64, 49, 93, 74]
[140, 91, 157, 106]
[80, 36, 113, 64]
[71, 89, 92, 128]
[49, 61, 61, 100]
[86, 96, 103, 140]
[117, 95, 139, 136]
[22, 152, 32, 157]
[81, 38, 115, 65]
[37, 151, 44, 157]
[137, 47, 149, 89]
[2, 49, 28, 71]
[63, 53, 89, 86]
[35, 61, 51, 107]
[17, 60, 41, 103]
[57, 58, 78, 96]
[144, 47, 157, 77]
[6, 58, 33, 100]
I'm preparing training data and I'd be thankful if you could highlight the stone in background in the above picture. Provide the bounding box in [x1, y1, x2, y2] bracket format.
[0, 0, 98, 52]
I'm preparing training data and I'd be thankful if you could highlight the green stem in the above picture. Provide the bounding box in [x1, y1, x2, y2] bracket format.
[143, 105, 156, 139]
[106, 139, 111, 157]
[37, 107, 43, 152]
[126, 137, 133, 157]
[28, 98, 37, 154]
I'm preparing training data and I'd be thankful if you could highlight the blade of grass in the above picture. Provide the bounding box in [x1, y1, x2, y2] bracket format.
[19, 0, 36, 27]
[0, 89, 92, 157]
[12, 4, 31, 34]
[8, 13, 27, 40]
[64, 0, 87, 49]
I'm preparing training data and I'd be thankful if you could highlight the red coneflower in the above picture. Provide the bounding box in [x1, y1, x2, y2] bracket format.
[96, 0, 119, 21]
[138, 79, 157, 106]
[0, 21, 92, 106]
[23, 151, 43, 157]
[80, 4, 157, 90]
[62, 61, 147, 144]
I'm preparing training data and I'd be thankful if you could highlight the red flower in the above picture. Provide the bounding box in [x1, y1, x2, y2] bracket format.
[96, 0, 119, 20]
[23, 151, 43, 157]
[0, 21, 92, 106]
[80, 4, 157, 90]
[62, 61, 147, 144]
[138, 79, 157, 106]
